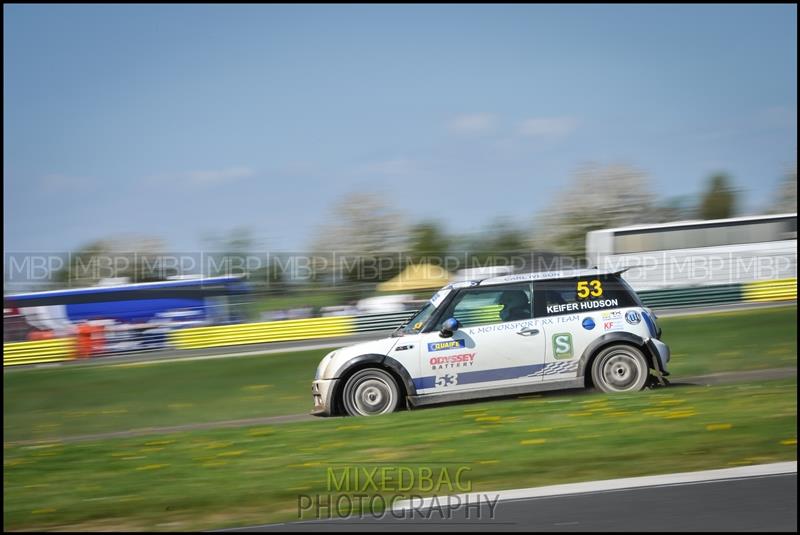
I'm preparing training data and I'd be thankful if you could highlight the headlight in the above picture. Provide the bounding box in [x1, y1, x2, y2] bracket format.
[315, 351, 337, 380]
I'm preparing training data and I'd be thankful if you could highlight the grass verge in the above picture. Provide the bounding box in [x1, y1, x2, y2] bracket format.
[3, 349, 327, 443]
[3, 378, 796, 531]
[3, 305, 796, 443]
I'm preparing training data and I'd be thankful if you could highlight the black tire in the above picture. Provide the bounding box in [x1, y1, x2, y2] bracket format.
[590, 344, 649, 393]
[341, 368, 400, 417]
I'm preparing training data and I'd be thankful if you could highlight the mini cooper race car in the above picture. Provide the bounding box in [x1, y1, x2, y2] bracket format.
[311, 268, 670, 417]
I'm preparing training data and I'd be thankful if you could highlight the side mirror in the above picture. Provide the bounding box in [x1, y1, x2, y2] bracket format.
[439, 318, 461, 338]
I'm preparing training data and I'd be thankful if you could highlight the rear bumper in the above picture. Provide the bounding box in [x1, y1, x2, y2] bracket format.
[645, 338, 671, 375]
[310, 378, 337, 416]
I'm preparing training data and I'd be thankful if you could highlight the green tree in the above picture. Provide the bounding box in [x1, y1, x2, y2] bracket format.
[533, 163, 656, 256]
[50, 236, 173, 287]
[485, 218, 527, 253]
[309, 191, 408, 287]
[408, 221, 450, 264]
[459, 218, 529, 272]
[203, 227, 259, 278]
[651, 195, 694, 222]
[698, 173, 737, 220]
[769, 165, 797, 214]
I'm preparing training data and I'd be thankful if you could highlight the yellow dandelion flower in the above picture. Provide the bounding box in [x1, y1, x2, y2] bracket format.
[144, 440, 175, 446]
[205, 441, 234, 449]
[663, 410, 697, 419]
[247, 428, 274, 437]
[135, 464, 169, 471]
[217, 450, 246, 457]
[242, 384, 272, 391]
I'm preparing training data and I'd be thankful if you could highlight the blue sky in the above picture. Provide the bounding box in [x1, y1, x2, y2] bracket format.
[4, 4, 797, 252]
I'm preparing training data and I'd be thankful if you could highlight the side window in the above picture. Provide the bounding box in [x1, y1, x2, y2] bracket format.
[437, 283, 533, 328]
[533, 275, 640, 317]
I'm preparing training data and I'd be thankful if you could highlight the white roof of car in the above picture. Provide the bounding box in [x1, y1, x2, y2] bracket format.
[478, 268, 618, 286]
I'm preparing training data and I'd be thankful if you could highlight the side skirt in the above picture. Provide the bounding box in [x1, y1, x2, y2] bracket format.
[406, 378, 585, 408]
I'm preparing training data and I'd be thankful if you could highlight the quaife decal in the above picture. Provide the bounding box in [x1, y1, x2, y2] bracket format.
[552, 333, 573, 360]
[582, 317, 596, 330]
[625, 310, 641, 325]
[429, 353, 476, 369]
[427, 339, 466, 352]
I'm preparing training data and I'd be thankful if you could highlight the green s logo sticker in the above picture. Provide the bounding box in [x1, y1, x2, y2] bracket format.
[552, 333, 573, 360]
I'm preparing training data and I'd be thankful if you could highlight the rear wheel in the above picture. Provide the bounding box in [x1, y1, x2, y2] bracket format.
[591, 344, 649, 393]
[341, 368, 400, 416]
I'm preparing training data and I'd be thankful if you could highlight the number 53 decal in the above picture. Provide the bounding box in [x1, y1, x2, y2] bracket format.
[577, 280, 603, 299]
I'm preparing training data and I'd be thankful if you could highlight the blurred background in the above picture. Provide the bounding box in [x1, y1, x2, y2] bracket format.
[2, 4, 797, 350]
[3, 6, 798, 532]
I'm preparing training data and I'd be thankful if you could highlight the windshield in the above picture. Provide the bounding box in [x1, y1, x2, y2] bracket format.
[399, 302, 437, 335]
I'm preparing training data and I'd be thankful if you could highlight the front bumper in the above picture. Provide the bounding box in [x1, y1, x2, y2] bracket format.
[310, 378, 338, 416]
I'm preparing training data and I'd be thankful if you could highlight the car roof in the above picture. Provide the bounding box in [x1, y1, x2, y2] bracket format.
[476, 268, 621, 287]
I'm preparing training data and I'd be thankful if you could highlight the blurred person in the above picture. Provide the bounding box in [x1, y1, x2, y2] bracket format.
[27, 329, 54, 341]
[89, 318, 107, 356]
[76, 320, 93, 358]
[499, 290, 531, 322]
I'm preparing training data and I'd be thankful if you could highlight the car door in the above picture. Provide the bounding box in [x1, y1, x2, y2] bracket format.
[533, 275, 641, 382]
[414, 282, 546, 395]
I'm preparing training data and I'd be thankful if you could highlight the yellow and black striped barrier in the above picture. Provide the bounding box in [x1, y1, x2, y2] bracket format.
[168, 315, 355, 350]
[742, 278, 797, 303]
[3, 278, 796, 364]
[3, 338, 76, 366]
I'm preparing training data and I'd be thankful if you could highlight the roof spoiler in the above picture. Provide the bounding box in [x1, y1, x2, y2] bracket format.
[591, 266, 631, 276]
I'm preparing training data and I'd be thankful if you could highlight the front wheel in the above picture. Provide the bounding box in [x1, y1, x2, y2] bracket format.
[341, 368, 400, 416]
[591, 344, 649, 393]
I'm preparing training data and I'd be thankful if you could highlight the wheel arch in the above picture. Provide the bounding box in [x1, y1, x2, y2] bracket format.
[578, 332, 650, 388]
[331, 354, 416, 415]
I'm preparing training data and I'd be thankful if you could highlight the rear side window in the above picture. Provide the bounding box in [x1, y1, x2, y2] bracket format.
[533, 274, 641, 317]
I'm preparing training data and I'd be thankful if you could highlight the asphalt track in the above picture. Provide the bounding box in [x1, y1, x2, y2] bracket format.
[227, 472, 798, 531]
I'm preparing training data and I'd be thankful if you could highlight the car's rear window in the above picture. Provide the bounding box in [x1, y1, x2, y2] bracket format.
[532, 274, 641, 317]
